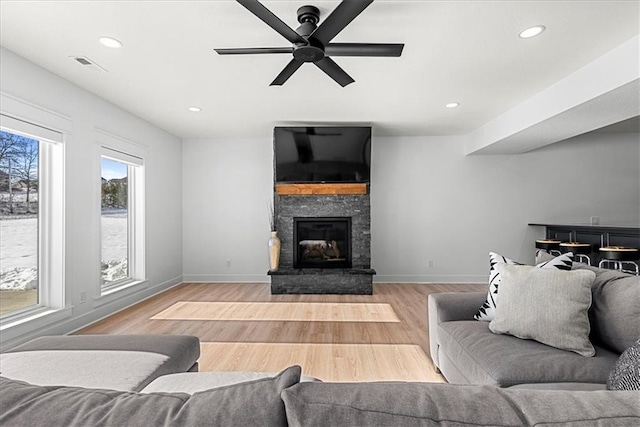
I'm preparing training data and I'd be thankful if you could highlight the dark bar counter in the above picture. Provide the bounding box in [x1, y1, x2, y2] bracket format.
[529, 223, 640, 265]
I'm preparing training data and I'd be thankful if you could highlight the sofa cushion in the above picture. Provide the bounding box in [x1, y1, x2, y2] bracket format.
[474, 251, 573, 321]
[3, 334, 200, 391]
[495, 388, 640, 426]
[0, 350, 169, 392]
[489, 264, 596, 357]
[607, 338, 640, 391]
[282, 382, 526, 427]
[7, 334, 200, 366]
[438, 320, 618, 386]
[0, 366, 301, 427]
[142, 371, 321, 394]
[577, 264, 640, 354]
[282, 382, 640, 427]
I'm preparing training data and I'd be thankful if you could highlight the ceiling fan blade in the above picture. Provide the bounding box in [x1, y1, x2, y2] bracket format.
[237, 0, 307, 45]
[314, 57, 354, 87]
[311, 0, 373, 44]
[325, 43, 404, 57]
[215, 47, 293, 55]
[270, 59, 304, 86]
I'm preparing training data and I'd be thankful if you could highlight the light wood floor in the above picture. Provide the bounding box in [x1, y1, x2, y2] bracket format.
[152, 301, 401, 322]
[76, 283, 484, 382]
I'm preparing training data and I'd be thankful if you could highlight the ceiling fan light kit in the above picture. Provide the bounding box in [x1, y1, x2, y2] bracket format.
[214, 0, 404, 87]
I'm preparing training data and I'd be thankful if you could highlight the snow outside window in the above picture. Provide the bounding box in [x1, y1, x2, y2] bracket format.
[100, 147, 144, 294]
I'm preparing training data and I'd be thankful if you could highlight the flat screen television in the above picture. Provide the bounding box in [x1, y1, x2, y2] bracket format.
[274, 126, 371, 183]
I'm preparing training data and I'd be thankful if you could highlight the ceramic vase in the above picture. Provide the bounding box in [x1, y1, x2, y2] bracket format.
[268, 231, 281, 271]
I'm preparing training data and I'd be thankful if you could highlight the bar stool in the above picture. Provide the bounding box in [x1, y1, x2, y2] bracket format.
[599, 246, 640, 275]
[559, 242, 592, 265]
[535, 239, 562, 256]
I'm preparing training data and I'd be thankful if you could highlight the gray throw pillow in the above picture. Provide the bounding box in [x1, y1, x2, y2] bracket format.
[579, 264, 640, 354]
[489, 264, 596, 357]
[0, 365, 301, 427]
[607, 339, 640, 390]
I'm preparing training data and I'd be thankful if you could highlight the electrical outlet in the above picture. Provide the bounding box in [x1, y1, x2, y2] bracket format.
[590, 216, 600, 226]
[80, 291, 86, 303]
[226, 259, 232, 268]
[428, 259, 434, 268]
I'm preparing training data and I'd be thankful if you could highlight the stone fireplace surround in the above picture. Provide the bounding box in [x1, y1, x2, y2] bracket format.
[269, 188, 375, 294]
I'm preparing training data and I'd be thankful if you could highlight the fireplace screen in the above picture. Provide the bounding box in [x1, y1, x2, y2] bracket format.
[294, 217, 351, 268]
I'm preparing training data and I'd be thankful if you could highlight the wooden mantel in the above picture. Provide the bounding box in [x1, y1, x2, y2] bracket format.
[276, 183, 368, 196]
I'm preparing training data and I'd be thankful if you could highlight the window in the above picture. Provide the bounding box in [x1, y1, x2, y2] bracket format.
[100, 147, 144, 294]
[0, 114, 64, 319]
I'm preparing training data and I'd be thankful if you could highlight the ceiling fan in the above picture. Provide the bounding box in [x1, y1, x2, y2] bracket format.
[214, 0, 404, 87]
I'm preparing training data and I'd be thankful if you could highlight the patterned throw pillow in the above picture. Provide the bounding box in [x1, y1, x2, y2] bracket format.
[607, 339, 640, 390]
[474, 251, 574, 321]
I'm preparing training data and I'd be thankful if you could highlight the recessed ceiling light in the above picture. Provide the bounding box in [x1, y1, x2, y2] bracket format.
[518, 25, 545, 39]
[445, 102, 460, 109]
[99, 36, 123, 48]
[188, 107, 201, 112]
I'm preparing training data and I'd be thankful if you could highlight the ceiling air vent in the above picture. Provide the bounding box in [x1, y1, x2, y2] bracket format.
[69, 56, 107, 72]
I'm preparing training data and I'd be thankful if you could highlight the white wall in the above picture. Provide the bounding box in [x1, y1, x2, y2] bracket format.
[182, 131, 639, 284]
[372, 132, 640, 282]
[182, 138, 273, 282]
[1, 47, 183, 349]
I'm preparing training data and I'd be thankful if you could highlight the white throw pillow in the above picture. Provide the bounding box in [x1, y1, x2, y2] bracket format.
[474, 251, 574, 321]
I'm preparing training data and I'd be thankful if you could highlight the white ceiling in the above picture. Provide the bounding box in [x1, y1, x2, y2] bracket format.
[0, 1, 638, 140]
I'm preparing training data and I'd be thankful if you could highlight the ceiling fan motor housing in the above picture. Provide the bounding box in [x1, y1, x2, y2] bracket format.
[294, 39, 325, 62]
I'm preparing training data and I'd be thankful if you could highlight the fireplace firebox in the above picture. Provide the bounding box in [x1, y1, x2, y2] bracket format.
[294, 217, 351, 269]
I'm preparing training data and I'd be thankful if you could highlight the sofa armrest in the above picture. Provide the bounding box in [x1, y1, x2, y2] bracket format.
[429, 292, 486, 323]
[428, 291, 486, 369]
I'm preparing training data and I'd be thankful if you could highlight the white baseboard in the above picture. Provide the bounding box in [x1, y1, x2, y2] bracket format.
[373, 275, 486, 284]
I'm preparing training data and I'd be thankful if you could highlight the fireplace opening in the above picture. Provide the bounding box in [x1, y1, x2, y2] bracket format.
[294, 217, 351, 269]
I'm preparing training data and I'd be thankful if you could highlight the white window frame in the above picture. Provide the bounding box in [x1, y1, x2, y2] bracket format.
[99, 146, 145, 296]
[0, 113, 66, 324]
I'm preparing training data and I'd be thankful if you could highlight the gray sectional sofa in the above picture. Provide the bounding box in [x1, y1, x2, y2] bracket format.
[428, 262, 640, 390]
